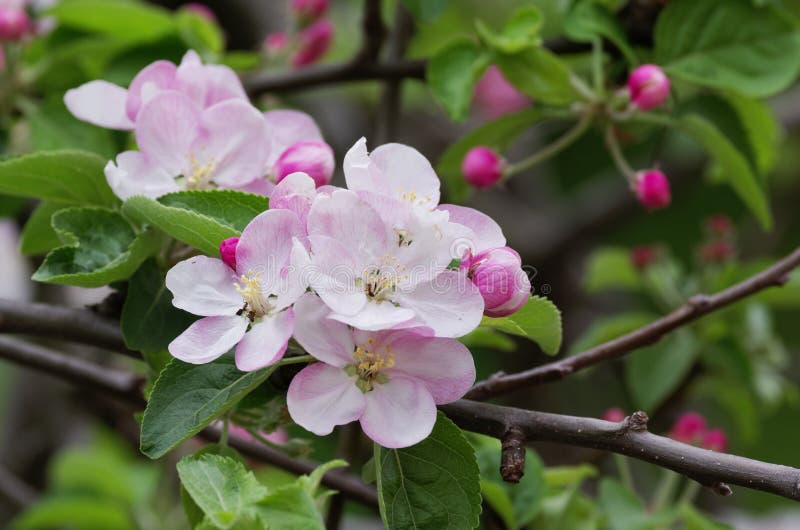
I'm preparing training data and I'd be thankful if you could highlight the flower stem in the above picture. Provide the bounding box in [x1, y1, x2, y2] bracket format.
[277, 354, 315, 366]
[219, 416, 230, 447]
[505, 111, 594, 178]
[604, 125, 638, 184]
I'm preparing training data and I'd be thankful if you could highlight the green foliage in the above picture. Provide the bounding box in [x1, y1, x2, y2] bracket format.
[140, 356, 277, 459]
[480, 296, 563, 355]
[681, 505, 734, 530]
[121, 259, 197, 353]
[48, 0, 176, 44]
[427, 39, 488, 122]
[530, 464, 599, 529]
[584, 247, 640, 292]
[122, 190, 268, 256]
[563, 0, 637, 64]
[597, 478, 678, 529]
[569, 312, 656, 354]
[402, 0, 449, 23]
[23, 98, 118, 159]
[175, 8, 224, 57]
[475, 7, 543, 54]
[493, 46, 578, 105]
[654, 0, 800, 97]
[375, 412, 482, 530]
[18, 200, 65, 255]
[32, 207, 159, 287]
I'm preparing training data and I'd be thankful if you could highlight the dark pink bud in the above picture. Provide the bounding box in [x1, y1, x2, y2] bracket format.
[702, 428, 728, 452]
[634, 170, 671, 211]
[291, 0, 328, 20]
[630, 245, 658, 270]
[291, 19, 333, 67]
[669, 412, 707, 445]
[184, 3, 217, 22]
[706, 214, 733, 237]
[627, 64, 670, 111]
[462, 146, 505, 189]
[219, 237, 239, 270]
[264, 32, 289, 54]
[473, 65, 529, 119]
[602, 407, 626, 423]
[274, 141, 335, 187]
[0, 7, 31, 41]
[469, 247, 530, 317]
[700, 240, 735, 263]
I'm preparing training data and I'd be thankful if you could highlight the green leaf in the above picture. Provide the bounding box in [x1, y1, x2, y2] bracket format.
[0, 150, 116, 206]
[625, 330, 698, 411]
[140, 356, 276, 459]
[24, 98, 118, 159]
[427, 39, 489, 121]
[437, 108, 546, 202]
[564, 0, 637, 64]
[677, 114, 772, 229]
[177, 454, 269, 529]
[19, 200, 66, 256]
[720, 92, 781, 177]
[476, 7, 543, 54]
[32, 207, 159, 288]
[122, 190, 268, 255]
[570, 312, 656, 354]
[494, 46, 578, 105]
[121, 259, 196, 353]
[460, 327, 517, 352]
[543, 464, 597, 489]
[654, 0, 800, 97]
[11, 497, 135, 530]
[176, 7, 224, 56]
[401, 0, 448, 23]
[255, 484, 325, 530]
[299, 459, 348, 498]
[584, 247, 640, 293]
[598, 478, 679, 530]
[375, 412, 482, 530]
[480, 296, 562, 355]
[48, 0, 176, 43]
[681, 505, 734, 530]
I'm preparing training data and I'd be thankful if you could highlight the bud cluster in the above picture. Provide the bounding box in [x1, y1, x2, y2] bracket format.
[263, 0, 333, 68]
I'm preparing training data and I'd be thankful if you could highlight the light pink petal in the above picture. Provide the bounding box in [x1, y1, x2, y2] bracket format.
[307, 235, 367, 316]
[287, 363, 366, 436]
[342, 137, 372, 191]
[175, 51, 246, 109]
[354, 190, 412, 233]
[169, 315, 247, 364]
[360, 376, 437, 448]
[370, 143, 441, 208]
[438, 204, 506, 252]
[104, 151, 179, 200]
[235, 309, 294, 371]
[387, 336, 475, 404]
[292, 293, 355, 367]
[273, 237, 312, 310]
[236, 210, 307, 290]
[64, 81, 134, 130]
[136, 91, 201, 176]
[329, 301, 415, 331]
[195, 100, 269, 187]
[166, 256, 242, 316]
[234, 178, 274, 197]
[263, 110, 324, 170]
[307, 190, 389, 261]
[270, 171, 317, 226]
[395, 271, 484, 338]
[126, 60, 178, 122]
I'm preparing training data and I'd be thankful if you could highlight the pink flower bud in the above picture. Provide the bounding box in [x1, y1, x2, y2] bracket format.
[291, 18, 333, 67]
[264, 32, 289, 54]
[184, 3, 217, 23]
[630, 245, 658, 270]
[291, 0, 328, 20]
[702, 428, 728, 452]
[462, 146, 505, 189]
[634, 169, 671, 211]
[627, 64, 670, 111]
[706, 214, 733, 237]
[669, 412, 707, 445]
[473, 65, 529, 119]
[0, 7, 31, 41]
[219, 237, 239, 270]
[274, 141, 335, 188]
[468, 247, 531, 317]
[602, 407, 626, 423]
[700, 240, 735, 263]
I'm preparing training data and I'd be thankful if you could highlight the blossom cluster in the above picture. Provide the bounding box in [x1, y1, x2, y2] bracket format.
[65, 51, 531, 449]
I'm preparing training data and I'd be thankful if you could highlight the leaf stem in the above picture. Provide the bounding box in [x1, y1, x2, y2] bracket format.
[592, 38, 604, 95]
[604, 125, 638, 184]
[219, 416, 230, 447]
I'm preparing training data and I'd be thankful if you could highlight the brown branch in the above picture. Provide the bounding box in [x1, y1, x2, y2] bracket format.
[0, 298, 137, 358]
[0, 465, 38, 508]
[354, 0, 386, 64]
[467, 246, 800, 400]
[500, 426, 526, 483]
[441, 400, 800, 502]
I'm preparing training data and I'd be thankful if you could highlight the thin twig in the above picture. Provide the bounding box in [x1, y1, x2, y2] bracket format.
[467, 246, 800, 400]
[374, 2, 414, 143]
[0, 465, 38, 508]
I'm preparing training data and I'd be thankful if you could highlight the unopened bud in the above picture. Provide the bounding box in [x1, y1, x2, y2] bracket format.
[627, 64, 670, 111]
[669, 412, 707, 445]
[0, 7, 31, 41]
[184, 3, 217, 22]
[469, 247, 530, 317]
[473, 65, 529, 119]
[634, 169, 671, 211]
[274, 141, 335, 187]
[291, 18, 333, 67]
[602, 407, 626, 423]
[462, 146, 505, 189]
[219, 237, 239, 270]
[702, 428, 728, 452]
[700, 240, 735, 263]
[706, 214, 733, 237]
[630, 245, 658, 270]
[264, 32, 289, 54]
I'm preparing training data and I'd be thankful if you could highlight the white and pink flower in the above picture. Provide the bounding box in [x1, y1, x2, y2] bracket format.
[287, 294, 475, 448]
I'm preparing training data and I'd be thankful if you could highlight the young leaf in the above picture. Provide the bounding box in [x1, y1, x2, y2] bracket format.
[569, 312, 656, 354]
[176, 7, 224, 56]
[681, 505, 734, 530]
[401, 0, 448, 23]
[24, 98, 118, 159]
[375, 412, 482, 530]
[48, 0, 176, 43]
[32, 207, 159, 288]
[720, 92, 781, 178]
[493, 46, 578, 106]
[0, 150, 116, 206]
[255, 485, 325, 530]
[140, 356, 277, 459]
[584, 247, 640, 293]
[564, 0, 637, 64]
[427, 39, 489, 122]
[598, 478, 680, 529]
[19, 200, 66, 256]
[654, 0, 800, 97]
[479, 296, 562, 355]
[476, 7, 543, 54]
[121, 259, 197, 353]
[11, 497, 136, 530]
[158, 190, 269, 233]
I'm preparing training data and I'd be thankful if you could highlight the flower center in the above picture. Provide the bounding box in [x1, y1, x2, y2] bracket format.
[346, 338, 394, 392]
[185, 153, 218, 190]
[362, 255, 408, 301]
[234, 269, 273, 319]
[398, 188, 433, 209]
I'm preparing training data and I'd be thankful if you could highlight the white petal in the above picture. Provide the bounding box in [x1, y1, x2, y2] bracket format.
[287, 363, 366, 436]
[166, 256, 242, 316]
[360, 376, 436, 448]
[235, 309, 294, 371]
[169, 315, 247, 364]
[64, 81, 134, 130]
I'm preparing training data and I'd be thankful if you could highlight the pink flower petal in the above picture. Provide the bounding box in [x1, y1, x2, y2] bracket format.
[328, 300, 415, 331]
[136, 91, 201, 176]
[273, 238, 312, 311]
[236, 210, 307, 291]
[307, 189, 389, 258]
[270, 172, 317, 226]
[165, 256, 242, 316]
[292, 293, 355, 367]
[104, 151, 179, 200]
[235, 309, 294, 371]
[169, 315, 247, 364]
[126, 60, 178, 122]
[287, 363, 366, 436]
[307, 235, 367, 317]
[360, 376, 436, 448]
[370, 143, 441, 209]
[438, 204, 506, 253]
[263, 109, 324, 171]
[64, 80, 134, 130]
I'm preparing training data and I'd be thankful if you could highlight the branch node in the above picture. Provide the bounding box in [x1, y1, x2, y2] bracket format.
[688, 294, 712, 311]
[710, 482, 733, 496]
[625, 411, 649, 432]
[500, 426, 526, 483]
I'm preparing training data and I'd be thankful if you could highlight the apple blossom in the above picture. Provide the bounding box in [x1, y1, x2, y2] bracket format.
[0, 5, 31, 41]
[287, 294, 475, 448]
[466, 247, 530, 317]
[64, 50, 246, 130]
[273, 141, 335, 187]
[270, 171, 339, 229]
[473, 65, 529, 119]
[291, 18, 333, 67]
[166, 210, 310, 371]
[627, 64, 670, 111]
[462, 146, 505, 189]
[634, 169, 671, 211]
